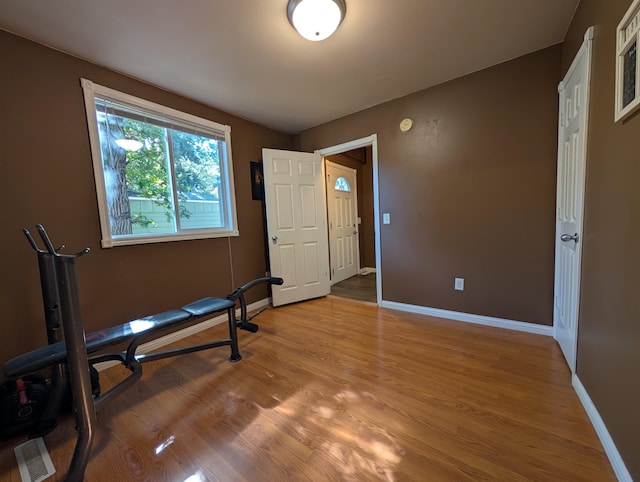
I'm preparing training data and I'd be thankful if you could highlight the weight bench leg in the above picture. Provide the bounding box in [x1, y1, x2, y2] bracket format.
[227, 306, 242, 362]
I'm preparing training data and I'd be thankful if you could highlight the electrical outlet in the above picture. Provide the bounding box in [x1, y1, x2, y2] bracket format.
[454, 278, 464, 291]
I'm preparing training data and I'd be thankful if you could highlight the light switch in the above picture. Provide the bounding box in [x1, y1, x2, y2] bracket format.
[383, 213, 391, 224]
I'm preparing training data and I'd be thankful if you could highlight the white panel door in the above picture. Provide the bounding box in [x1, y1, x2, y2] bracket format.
[326, 161, 359, 284]
[262, 148, 330, 307]
[554, 29, 592, 372]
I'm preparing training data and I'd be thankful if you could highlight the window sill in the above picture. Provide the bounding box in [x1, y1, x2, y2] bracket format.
[102, 230, 240, 248]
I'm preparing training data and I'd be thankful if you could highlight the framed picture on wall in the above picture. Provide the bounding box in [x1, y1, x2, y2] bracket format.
[250, 161, 264, 201]
[615, 0, 640, 121]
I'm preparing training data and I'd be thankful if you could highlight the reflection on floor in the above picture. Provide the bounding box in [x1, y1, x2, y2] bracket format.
[330, 272, 376, 303]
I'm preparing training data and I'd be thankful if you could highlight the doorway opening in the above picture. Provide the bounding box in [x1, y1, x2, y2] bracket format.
[330, 271, 377, 303]
[317, 135, 381, 304]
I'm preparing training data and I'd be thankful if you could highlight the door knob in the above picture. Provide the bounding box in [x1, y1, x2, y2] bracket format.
[272, 235, 278, 242]
[353, 231, 357, 235]
[560, 233, 579, 243]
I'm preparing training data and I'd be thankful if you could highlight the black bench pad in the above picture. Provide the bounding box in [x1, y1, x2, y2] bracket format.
[182, 297, 234, 316]
[86, 310, 190, 350]
[5, 299, 234, 378]
[4, 343, 66, 379]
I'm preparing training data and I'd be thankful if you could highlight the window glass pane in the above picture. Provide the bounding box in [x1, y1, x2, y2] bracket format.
[623, 41, 637, 108]
[335, 176, 351, 192]
[171, 130, 225, 230]
[96, 106, 176, 237]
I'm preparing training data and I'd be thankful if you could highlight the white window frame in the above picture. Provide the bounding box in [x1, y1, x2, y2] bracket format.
[81, 78, 239, 248]
[615, 0, 640, 121]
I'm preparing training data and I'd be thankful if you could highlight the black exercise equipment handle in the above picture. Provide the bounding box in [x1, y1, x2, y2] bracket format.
[36, 224, 90, 258]
[23, 228, 65, 254]
[227, 276, 283, 333]
[227, 276, 283, 301]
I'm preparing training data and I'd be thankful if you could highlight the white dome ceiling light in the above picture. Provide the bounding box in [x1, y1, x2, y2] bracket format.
[114, 138, 143, 152]
[287, 0, 347, 42]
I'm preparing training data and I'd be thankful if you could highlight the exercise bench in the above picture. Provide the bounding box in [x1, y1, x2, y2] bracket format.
[3, 225, 283, 481]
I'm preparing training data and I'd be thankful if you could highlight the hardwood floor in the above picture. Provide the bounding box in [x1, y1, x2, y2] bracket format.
[0, 297, 615, 481]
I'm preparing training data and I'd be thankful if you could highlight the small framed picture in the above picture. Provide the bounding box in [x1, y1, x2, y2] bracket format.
[615, 0, 640, 121]
[250, 161, 264, 201]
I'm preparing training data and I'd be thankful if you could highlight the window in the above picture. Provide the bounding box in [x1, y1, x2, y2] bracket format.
[334, 176, 351, 192]
[81, 79, 238, 247]
[616, 0, 640, 121]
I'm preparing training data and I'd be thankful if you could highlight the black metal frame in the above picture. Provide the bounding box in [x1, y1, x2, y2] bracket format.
[6, 225, 283, 481]
[22, 229, 69, 437]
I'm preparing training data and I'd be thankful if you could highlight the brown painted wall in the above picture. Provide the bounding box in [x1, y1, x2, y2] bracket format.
[325, 149, 375, 269]
[300, 46, 561, 325]
[0, 31, 294, 366]
[563, 1, 640, 478]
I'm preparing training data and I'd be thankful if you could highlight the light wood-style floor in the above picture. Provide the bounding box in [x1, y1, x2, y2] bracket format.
[0, 297, 615, 481]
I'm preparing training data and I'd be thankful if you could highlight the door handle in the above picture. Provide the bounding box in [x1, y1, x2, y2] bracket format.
[272, 235, 278, 242]
[353, 231, 357, 235]
[560, 233, 579, 243]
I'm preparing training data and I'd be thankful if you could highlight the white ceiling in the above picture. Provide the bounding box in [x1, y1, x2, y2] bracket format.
[0, 0, 579, 134]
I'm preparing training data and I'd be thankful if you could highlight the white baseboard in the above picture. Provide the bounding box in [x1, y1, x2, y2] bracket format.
[94, 297, 271, 371]
[359, 267, 377, 275]
[378, 300, 553, 336]
[572, 375, 633, 482]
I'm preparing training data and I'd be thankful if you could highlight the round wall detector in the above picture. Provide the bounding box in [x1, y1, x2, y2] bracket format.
[400, 118, 414, 132]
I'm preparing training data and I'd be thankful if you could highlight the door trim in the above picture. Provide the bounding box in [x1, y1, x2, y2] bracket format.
[317, 134, 381, 304]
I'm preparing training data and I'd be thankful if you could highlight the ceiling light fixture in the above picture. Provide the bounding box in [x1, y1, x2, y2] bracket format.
[287, 0, 346, 42]
[114, 138, 143, 151]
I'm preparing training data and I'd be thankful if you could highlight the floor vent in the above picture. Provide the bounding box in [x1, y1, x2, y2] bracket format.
[14, 437, 56, 482]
